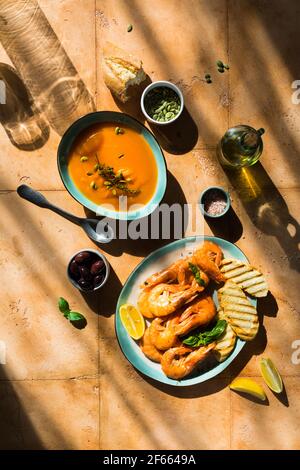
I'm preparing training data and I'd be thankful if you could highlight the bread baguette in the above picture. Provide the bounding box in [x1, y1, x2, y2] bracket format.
[102, 42, 146, 102]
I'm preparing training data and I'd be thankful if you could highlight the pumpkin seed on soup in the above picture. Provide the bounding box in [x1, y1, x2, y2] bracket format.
[90, 181, 98, 190]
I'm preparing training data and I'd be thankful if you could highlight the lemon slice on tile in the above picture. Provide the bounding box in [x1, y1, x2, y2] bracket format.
[120, 304, 145, 340]
[259, 358, 283, 393]
[230, 377, 266, 401]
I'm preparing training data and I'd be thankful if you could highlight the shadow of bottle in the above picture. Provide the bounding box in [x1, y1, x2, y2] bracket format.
[223, 162, 300, 272]
[0, 0, 95, 137]
[0, 63, 49, 150]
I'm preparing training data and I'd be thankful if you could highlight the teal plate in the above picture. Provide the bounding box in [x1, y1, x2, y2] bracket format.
[57, 111, 167, 220]
[116, 236, 256, 387]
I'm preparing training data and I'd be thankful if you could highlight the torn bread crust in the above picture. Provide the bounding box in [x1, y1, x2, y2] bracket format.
[103, 42, 146, 102]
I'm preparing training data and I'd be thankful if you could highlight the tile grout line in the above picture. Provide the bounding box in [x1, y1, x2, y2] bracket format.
[227, 0, 232, 450]
[226, 0, 230, 131]
[0, 374, 298, 383]
[94, 0, 101, 451]
[0, 376, 100, 382]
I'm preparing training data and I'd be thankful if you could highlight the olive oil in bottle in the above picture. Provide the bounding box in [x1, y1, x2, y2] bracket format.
[218, 125, 265, 169]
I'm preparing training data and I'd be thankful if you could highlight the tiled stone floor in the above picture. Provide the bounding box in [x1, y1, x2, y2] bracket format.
[0, 0, 299, 449]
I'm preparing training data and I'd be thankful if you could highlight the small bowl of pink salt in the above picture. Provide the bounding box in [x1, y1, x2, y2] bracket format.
[199, 186, 230, 218]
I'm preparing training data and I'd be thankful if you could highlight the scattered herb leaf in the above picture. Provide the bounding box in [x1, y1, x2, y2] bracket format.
[68, 311, 85, 322]
[58, 297, 70, 314]
[58, 298, 86, 323]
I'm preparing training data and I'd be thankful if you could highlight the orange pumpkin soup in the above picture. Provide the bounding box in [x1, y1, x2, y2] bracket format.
[68, 123, 158, 212]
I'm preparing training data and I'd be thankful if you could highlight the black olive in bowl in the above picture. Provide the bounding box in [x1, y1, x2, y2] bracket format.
[67, 249, 110, 292]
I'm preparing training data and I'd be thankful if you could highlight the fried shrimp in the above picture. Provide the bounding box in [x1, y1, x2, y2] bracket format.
[147, 283, 199, 317]
[193, 241, 225, 284]
[161, 343, 216, 380]
[142, 259, 184, 289]
[137, 289, 154, 319]
[143, 258, 209, 290]
[174, 295, 217, 336]
[177, 259, 210, 288]
[149, 313, 181, 351]
[140, 328, 163, 363]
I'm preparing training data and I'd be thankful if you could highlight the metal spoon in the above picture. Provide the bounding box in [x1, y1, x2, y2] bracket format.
[17, 185, 114, 243]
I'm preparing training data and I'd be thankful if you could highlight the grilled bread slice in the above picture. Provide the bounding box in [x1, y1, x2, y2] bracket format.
[214, 309, 237, 362]
[218, 281, 259, 341]
[220, 258, 268, 298]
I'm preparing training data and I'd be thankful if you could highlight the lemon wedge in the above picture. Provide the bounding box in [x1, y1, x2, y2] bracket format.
[259, 357, 283, 393]
[230, 377, 266, 401]
[120, 304, 145, 340]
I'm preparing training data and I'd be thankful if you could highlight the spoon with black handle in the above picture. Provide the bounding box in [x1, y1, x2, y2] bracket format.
[17, 184, 114, 243]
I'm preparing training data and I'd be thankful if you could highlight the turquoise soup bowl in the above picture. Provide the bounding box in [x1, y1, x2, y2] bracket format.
[57, 111, 167, 220]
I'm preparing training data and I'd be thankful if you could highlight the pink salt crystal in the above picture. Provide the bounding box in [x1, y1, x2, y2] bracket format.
[203, 190, 227, 216]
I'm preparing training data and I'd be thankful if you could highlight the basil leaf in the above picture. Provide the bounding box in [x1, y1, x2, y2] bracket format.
[183, 319, 227, 347]
[68, 311, 86, 322]
[188, 262, 205, 287]
[183, 335, 200, 347]
[58, 297, 70, 314]
[203, 319, 227, 339]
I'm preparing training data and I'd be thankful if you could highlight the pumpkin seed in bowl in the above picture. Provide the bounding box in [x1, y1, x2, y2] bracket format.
[141, 81, 184, 125]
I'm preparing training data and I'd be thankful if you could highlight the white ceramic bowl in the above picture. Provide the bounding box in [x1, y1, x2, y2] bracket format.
[141, 80, 184, 125]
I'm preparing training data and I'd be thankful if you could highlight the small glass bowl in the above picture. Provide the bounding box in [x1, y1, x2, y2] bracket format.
[199, 186, 231, 218]
[67, 248, 110, 292]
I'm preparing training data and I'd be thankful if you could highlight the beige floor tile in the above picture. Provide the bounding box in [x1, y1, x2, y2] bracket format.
[228, 0, 300, 189]
[0, 0, 96, 190]
[0, 191, 100, 380]
[0, 378, 99, 450]
[99, 335, 230, 450]
[96, 0, 229, 147]
[231, 376, 300, 449]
